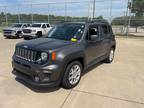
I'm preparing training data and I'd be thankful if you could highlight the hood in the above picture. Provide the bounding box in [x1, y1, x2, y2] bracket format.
[16, 38, 75, 51]
[3, 27, 21, 31]
[24, 27, 41, 30]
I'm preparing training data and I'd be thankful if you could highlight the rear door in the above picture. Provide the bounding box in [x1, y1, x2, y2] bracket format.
[42, 24, 47, 35]
[46, 24, 51, 33]
[100, 24, 111, 55]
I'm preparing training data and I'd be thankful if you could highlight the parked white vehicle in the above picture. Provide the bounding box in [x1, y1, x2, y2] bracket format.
[3, 23, 30, 38]
[22, 23, 52, 39]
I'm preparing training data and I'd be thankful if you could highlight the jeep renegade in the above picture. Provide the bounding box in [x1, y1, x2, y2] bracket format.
[12, 21, 116, 89]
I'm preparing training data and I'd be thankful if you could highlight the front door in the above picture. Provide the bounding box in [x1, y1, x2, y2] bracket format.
[85, 24, 103, 64]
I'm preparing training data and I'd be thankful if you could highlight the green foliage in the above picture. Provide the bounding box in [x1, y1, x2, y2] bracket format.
[112, 16, 128, 25]
[112, 16, 144, 32]
[0, 12, 6, 25]
[130, 0, 144, 16]
[130, 16, 144, 32]
[0, 12, 105, 26]
[112, 0, 144, 32]
[130, 16, 144, 27]
[96, 16, 103, 20]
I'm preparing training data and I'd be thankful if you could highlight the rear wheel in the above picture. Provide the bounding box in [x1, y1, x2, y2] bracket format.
[62, 61, 82, 89]
[104, 48, 115, 63]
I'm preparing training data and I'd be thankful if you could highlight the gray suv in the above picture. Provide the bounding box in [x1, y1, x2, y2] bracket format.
[12, 21, 116, 89]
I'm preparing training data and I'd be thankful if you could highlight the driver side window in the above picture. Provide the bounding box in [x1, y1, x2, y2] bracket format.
[86, 25, 99, 40]
[42, 24, 46, 28]
[89, 27, 98, 36]
[23, 24, 27, 28]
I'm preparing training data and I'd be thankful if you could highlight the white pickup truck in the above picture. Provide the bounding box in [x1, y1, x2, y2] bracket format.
[3, 23, 30, 38]
[22, 23, 52, 39]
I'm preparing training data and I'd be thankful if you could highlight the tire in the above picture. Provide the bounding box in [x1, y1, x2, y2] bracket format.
[18, 34, 23, 38]
[104, 48, 115, 63]
[37, 32, 42, 38]
[62, 61, 83, 89]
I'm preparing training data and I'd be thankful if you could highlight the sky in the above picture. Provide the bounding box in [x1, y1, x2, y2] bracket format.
[0, 0, 128, 20]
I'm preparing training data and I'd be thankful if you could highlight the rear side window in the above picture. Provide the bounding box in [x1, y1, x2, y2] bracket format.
[101, 25, 109, 35]
[108, 26, 113, 34]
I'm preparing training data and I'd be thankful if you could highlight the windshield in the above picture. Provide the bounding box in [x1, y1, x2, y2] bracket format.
[31, 24, 41, 28]
[47, 23, 85, 41]
[12, 24, 22, 28]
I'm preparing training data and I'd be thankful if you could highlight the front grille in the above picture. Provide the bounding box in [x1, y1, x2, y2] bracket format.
[4, 30, 12, 34]
[23, 29, 32, 33]
[15, 47, 37, 62]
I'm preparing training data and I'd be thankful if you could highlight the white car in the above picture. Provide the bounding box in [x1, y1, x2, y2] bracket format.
[22, 23, 52, 39]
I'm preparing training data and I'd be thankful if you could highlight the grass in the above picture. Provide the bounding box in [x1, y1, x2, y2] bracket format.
[0, 26, 4, 33]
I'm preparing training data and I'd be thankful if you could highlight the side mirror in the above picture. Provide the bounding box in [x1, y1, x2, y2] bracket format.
[91, 35, 99, 41]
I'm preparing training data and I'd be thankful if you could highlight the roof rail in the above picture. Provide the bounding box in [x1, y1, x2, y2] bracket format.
[87, 19, 109, 24]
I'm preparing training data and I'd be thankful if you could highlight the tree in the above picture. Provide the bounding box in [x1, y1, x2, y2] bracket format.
[0, 12, 5, 25]
[129, 0, 144, 16]
[130, 16, 144, 32]
[112, 16, 128, 25]
[112, 16, 144, 32]
[127, 0, 144, 32]
[96, 16, 103, 20]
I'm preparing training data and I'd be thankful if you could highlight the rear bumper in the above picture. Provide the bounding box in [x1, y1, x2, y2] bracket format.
[12, 57, 62, 87]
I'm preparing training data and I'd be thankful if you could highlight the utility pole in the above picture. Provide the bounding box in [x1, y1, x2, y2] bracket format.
[126, 0, 133, 36]
[110, 0, 113, 24]
[65, 0, 67, 21]
[127, 0, 133, 36]
[18, 7, 21, 23]
[4, 6, 8, 26]
[30, 3, 34, 23]
[92, 0, 95, 20]
[88, 2, 91, 21]
[47, 4, 50, 23]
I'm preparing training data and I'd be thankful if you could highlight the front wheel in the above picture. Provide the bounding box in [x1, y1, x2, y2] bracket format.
[36, 32, 42, 38]
[18, 33, 23, 38]
[62, 61, 83, 89]
[104, 48, 115, 63]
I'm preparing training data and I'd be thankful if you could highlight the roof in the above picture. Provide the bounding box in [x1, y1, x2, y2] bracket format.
[13, 23, 30, 25]
[59, 20, 109, 25]
[32, 23, 50, 24]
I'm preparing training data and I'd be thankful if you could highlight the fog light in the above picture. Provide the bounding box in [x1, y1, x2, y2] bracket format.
[41, 73, 50, 82]
[34, 76, 40, 82]
[42, 78, 50, 82]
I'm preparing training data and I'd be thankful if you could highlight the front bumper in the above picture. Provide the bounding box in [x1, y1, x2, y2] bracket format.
[12, 70, 60, 87]
[23, 33, 37, 39]
[3, 33, 17, 37]
[12, 57, 62, 87]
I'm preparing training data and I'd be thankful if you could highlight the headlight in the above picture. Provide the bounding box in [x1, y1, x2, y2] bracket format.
[36, 52, 48, 64]
[32, 29, 36, 32]
[41, 52, 48, 61]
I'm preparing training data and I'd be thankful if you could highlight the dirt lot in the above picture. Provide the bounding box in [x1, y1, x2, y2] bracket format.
[0, 34, 144, 108]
